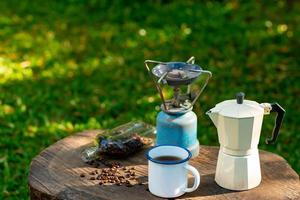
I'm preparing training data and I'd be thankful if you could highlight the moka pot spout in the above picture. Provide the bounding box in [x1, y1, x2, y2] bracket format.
[206, 108, 219, 127]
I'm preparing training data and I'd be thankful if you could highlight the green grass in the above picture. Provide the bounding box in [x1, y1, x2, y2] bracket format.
[0, 0, 299, 199]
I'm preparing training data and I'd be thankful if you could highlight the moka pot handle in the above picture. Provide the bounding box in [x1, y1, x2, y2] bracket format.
[265, 102, 285, 144]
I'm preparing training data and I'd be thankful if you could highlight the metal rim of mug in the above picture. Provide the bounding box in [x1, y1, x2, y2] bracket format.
[146, 145, 192, 165]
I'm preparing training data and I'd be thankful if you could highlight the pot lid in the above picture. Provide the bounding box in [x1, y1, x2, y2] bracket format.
[214, 92, 264, 118]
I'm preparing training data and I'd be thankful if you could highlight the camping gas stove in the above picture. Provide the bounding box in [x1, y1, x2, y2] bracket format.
[144, 57, 212, 157]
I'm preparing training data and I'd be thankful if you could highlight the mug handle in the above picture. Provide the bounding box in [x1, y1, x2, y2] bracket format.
[183, 164, 201, 193]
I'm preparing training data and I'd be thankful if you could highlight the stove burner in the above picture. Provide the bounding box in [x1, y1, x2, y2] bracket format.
[166, 69, 187, 79]
[145, 57, 212, 113]
[152, 62, 202, 86]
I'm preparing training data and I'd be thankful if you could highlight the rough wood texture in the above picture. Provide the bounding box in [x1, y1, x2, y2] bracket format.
[29, 130, 300, 200]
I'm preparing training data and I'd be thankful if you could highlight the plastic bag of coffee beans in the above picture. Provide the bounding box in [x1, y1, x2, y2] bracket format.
[81, 121, 155, 162]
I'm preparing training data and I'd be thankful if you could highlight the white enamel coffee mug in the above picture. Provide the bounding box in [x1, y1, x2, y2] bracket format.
[146, 145, 200, 198]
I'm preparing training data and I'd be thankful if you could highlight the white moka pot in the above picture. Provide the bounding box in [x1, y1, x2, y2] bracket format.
[206, 92, 285, 190]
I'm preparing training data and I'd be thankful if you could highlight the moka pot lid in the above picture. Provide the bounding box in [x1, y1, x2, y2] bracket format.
[213, 92, 264, 118]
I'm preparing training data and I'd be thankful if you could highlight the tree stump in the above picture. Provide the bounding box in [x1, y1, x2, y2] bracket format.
[29, 130, 300, 200]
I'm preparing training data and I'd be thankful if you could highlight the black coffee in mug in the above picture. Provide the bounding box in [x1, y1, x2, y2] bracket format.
[154, 155, 182, 162]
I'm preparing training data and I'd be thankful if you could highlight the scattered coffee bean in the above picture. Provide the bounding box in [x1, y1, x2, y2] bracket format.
[83, 161, 139, 187]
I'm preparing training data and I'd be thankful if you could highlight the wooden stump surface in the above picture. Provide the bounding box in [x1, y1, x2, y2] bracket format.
[29, 130, 300, 200]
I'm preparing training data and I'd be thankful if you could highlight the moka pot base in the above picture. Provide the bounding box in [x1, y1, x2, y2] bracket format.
[215, 149, 261, 191]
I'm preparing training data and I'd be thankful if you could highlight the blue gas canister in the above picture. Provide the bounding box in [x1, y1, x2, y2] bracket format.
[156, 110, 199, 156]
[144, 57, 212, 157]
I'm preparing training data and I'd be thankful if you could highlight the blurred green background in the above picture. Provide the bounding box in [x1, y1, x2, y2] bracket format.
[0, 0, 299, 199]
